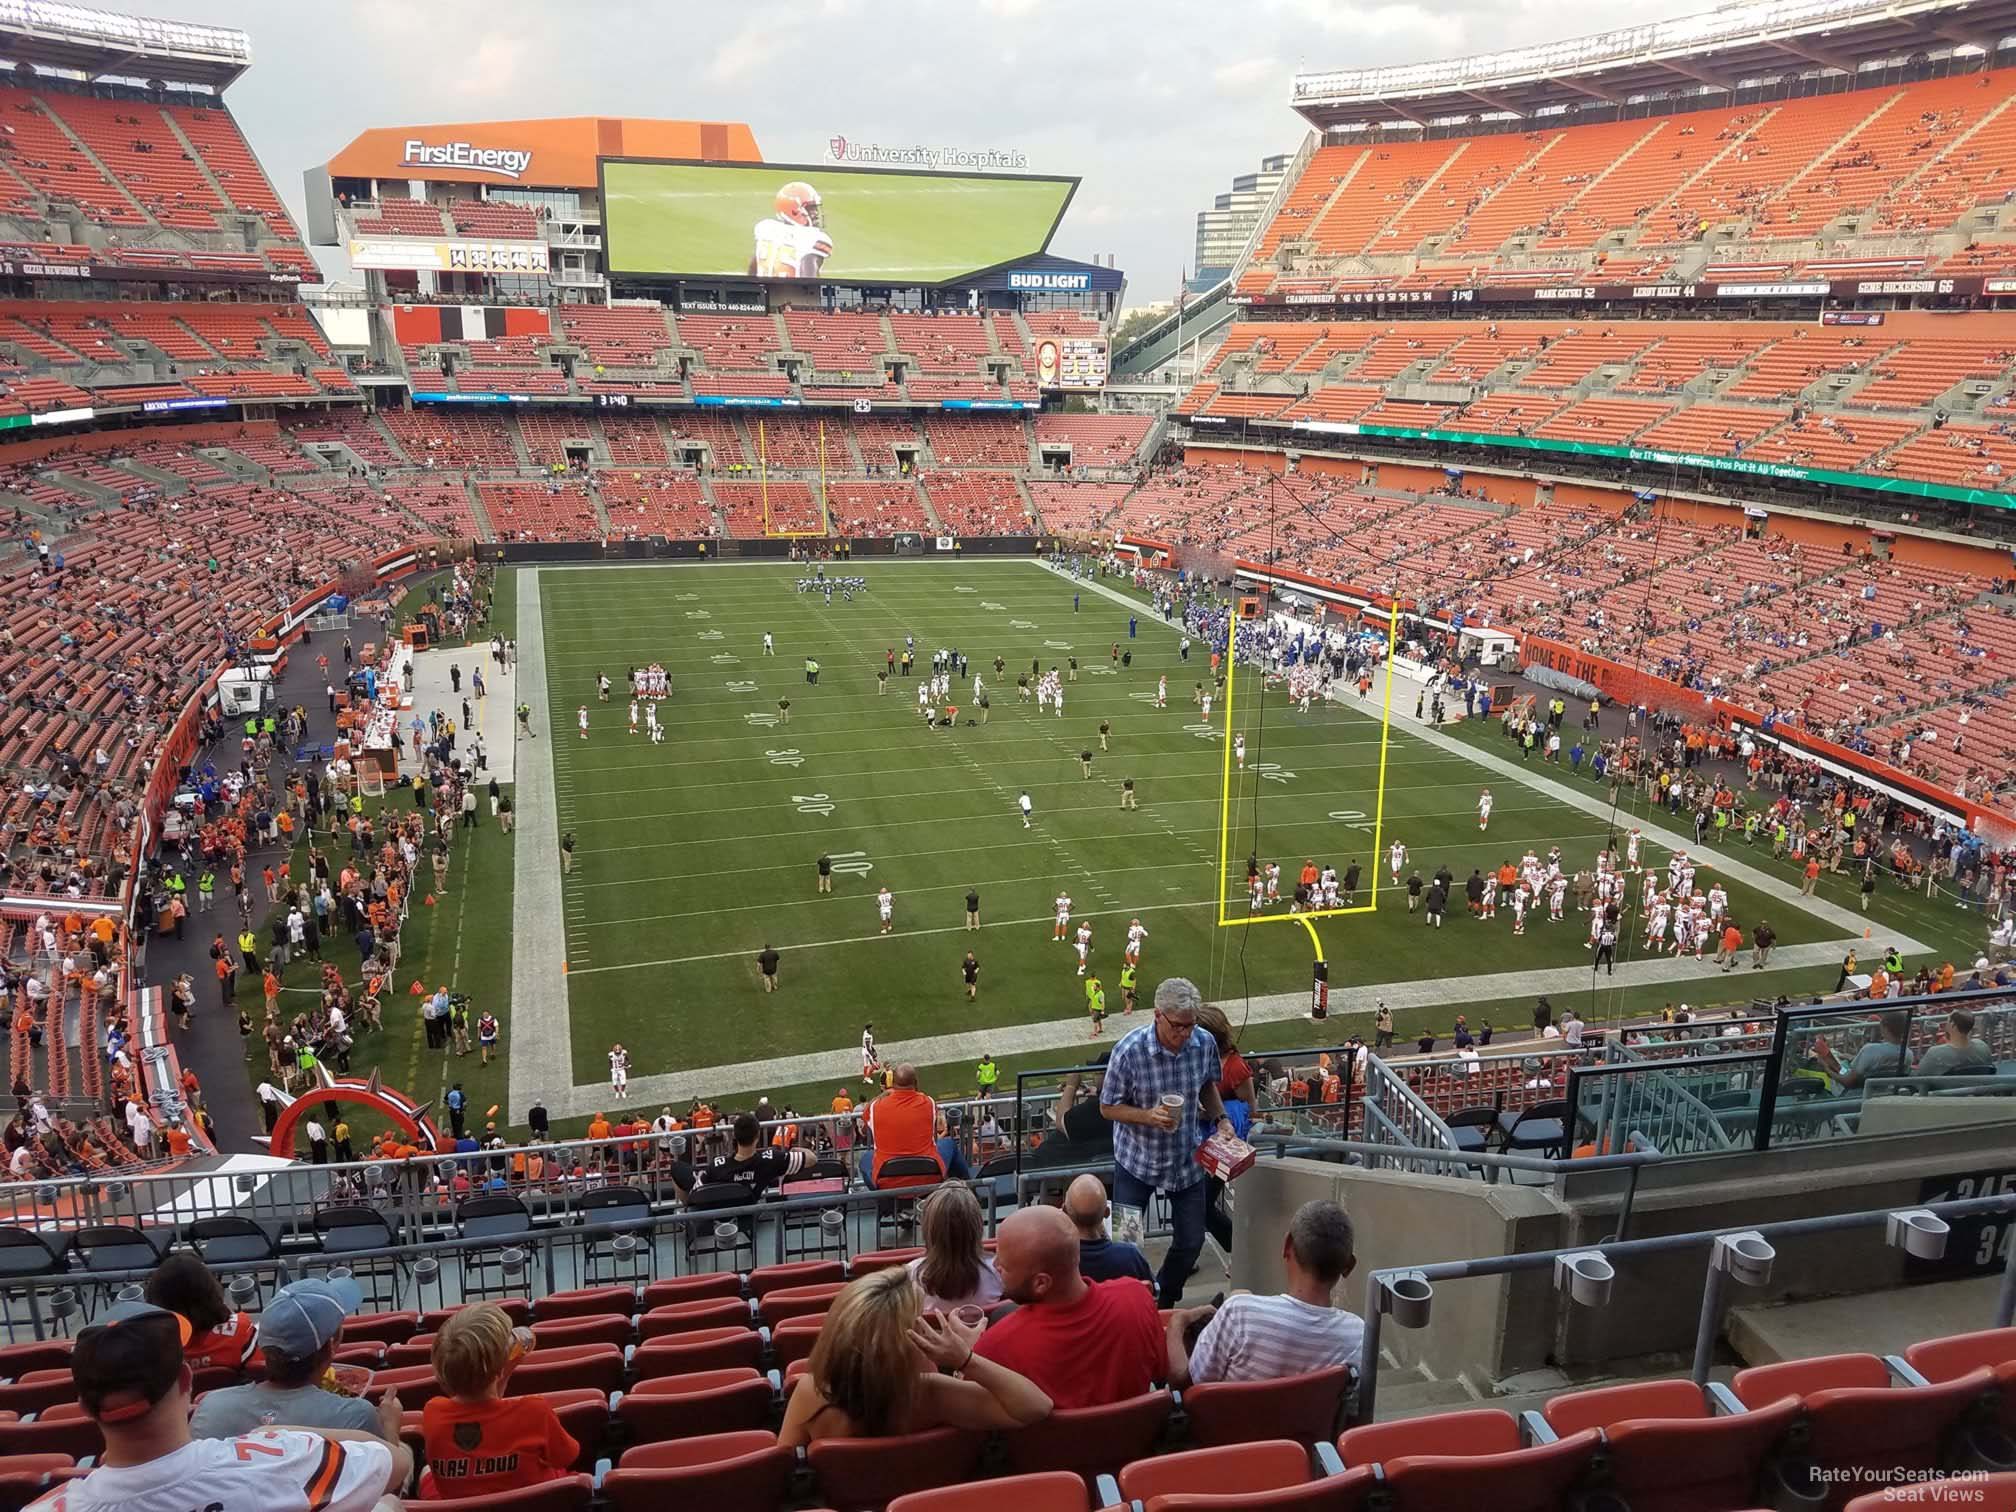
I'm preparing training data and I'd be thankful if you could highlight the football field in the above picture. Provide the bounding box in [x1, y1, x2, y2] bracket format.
[505, 558, 1869, 1121]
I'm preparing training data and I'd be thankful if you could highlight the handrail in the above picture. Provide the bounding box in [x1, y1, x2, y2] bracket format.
[1354, 1191, 2016, 1423]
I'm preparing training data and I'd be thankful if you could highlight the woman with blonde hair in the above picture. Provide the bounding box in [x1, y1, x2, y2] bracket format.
[907, 1183, 1003, 1312]
[776, 1267, 1050, 1446]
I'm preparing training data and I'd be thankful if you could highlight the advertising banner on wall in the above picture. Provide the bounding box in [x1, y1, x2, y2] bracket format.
[350, 238, 551, 273]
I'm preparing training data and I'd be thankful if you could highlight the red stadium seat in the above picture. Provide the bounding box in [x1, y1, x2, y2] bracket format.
[0, 1371, 76, 1417]
[756, 1282, 846, 1326]
[615, 1367, 774, 1442]
[999, 1390, 1173, 1482]
[362, 1363, 449, 1409]
[1734, 1357, 2004, 1511]
[1598, 1395, 1802, 1512]
[889, 1471, 1093, 1512]
[1339, 1407, 1523, 1466]
[530, 1315, 634, 1351]
[749, 1260, 845, 1297]
[401, 1472, 592, 1512]
[0, 1404, 100, 1462]
[848, 1249, 923, 1275]
[1906, 1328, 2016, 1430]
[771, 1314, 827, 1368]
[603, 1431, 795, 1512]
[1543, 1377, 1709, 1436]
[423, 1298, 531, 1331]
[535, 1286, 636, 1322]
[503, 1343, 625, 1398]
[630, 1328, 765, 1378]
[0, 1343, 70, 1379]
[1144, 1468, 1378, 1512]
[1373, 1428, 1600, 1512]
[807, 1427, 988, 1512]
[637, 1297, 751, 1339]
[341, 1311, 420, 1346]
[1118, 1440, 1316, 1503]
[640, 1274, 744, 1308]
[1183, 1365, 1355, 1446]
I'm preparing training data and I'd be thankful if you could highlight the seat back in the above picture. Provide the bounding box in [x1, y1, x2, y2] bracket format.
[807, 1426, 987, 1511]
[637, 1297, 750, 1339]
[423, 1298, 533, 1330]
[1375, 1428, 1600, 1512]
[889, 1470, 1094, 1511]
[1001, 1390, 1173, 1480]
[1339, 1407, 1522, 1467]
[403, 1471, 592, 1511]
[1144, 1466, 1379, 1512]
[67, 1224, 163, 1272]
[183, 1216, 277, 1262]
[1906, 1328, 2016, 1384]
[535, 1285, 636, 1322]
[1542, 1378, 1708, 1436]
[1185, 1365, 1354, 1447]
[530, 1315, 634, 1351]
[848, 1249, 923, 1275]
[1795, 1367, 2000, 1507]
[616, 1367, 773, 1442]
[757, 1282, 846, 1326]
[340, 1310, 419, 1346]
[630, 1327, 764, 1379]
[1732, 1352, 1890, 1408]
[0, 1404, 99, 1462]
[640, 1274, 743, 1309]
[604, 1431, 794, 1512]
[749, 1260, 844, 1297]
[1598, 1395, 1802, 1512]
[1119, 1440, 1313, 1503]
[0, 1230, 60, 1281]
[770, 1313, 827, 1368]
[504, 1343, 624, 1397]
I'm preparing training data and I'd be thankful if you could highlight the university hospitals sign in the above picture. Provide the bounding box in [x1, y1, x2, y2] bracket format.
[823, 136, 1027, 171]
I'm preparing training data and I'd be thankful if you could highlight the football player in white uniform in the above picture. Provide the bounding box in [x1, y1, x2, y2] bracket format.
[751, 180, 834, 278]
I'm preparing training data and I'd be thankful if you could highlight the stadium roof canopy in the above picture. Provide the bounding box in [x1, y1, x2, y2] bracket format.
[1291, 0, 2016, 130]
[0, 1, 249, 90]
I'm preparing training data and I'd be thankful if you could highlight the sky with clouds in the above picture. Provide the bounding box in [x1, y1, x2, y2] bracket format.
[115, 0, 1710, 303]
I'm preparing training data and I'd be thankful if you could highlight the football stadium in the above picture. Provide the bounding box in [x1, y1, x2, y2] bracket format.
[0, 2, 2011, 1508]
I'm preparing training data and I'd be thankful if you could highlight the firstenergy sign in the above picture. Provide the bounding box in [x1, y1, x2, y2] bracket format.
[401, 140, 533, 180]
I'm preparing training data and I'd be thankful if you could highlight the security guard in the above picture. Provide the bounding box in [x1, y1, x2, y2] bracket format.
[975, 1053, 998, 1097]
[1119, 961, 1139, 1014]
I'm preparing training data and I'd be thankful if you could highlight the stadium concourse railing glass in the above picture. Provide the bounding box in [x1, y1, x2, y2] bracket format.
[1567, 989, 2016, 1155]
[1353, 1191, 2016, 1424]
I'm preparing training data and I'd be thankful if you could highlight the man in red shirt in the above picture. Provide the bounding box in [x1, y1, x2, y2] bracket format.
[973, 1205, 1163, 1408]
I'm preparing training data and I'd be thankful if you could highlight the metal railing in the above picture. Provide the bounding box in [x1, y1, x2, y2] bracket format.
[1355, 1192, 2016, 1423]
[1359, 1056, 1463, 1168]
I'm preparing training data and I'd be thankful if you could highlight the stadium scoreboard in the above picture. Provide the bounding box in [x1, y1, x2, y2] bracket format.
[600, 158, 1078, 287]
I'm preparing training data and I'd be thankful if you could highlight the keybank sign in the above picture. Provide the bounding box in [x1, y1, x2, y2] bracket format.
[402, 141, 533, 180]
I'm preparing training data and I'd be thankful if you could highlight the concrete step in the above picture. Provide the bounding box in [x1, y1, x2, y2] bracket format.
[1728, 1273, 2005, 1366]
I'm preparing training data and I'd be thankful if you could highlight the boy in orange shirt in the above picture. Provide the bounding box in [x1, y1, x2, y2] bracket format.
[421, 1302, 579, 1499]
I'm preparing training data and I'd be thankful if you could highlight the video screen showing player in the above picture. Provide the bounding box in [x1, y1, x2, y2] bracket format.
[751, 180, 834, 279]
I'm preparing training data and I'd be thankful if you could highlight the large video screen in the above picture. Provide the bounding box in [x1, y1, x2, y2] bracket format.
[602, 159, 1076, 285]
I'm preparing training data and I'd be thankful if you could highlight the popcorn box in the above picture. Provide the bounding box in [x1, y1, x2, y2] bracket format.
[1195, 1131, 1256, 1182]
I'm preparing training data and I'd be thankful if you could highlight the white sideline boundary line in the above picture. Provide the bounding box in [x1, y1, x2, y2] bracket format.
[508, 557, 1919, 1119]
[506, 567, 574, 1123]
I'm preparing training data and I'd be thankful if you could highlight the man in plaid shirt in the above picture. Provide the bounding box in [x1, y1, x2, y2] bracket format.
[1100, 977, 1236, 1306]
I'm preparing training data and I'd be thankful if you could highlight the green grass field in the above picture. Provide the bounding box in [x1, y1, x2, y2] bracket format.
[240, 558, 1990, 1140]
[600, 160, 1070, 282]
[533, 560, 1845, 1092]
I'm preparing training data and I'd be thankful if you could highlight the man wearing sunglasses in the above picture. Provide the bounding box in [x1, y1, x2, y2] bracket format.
[32, 1297, 409, 1511]
[1100, 976, 1237, 1307]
